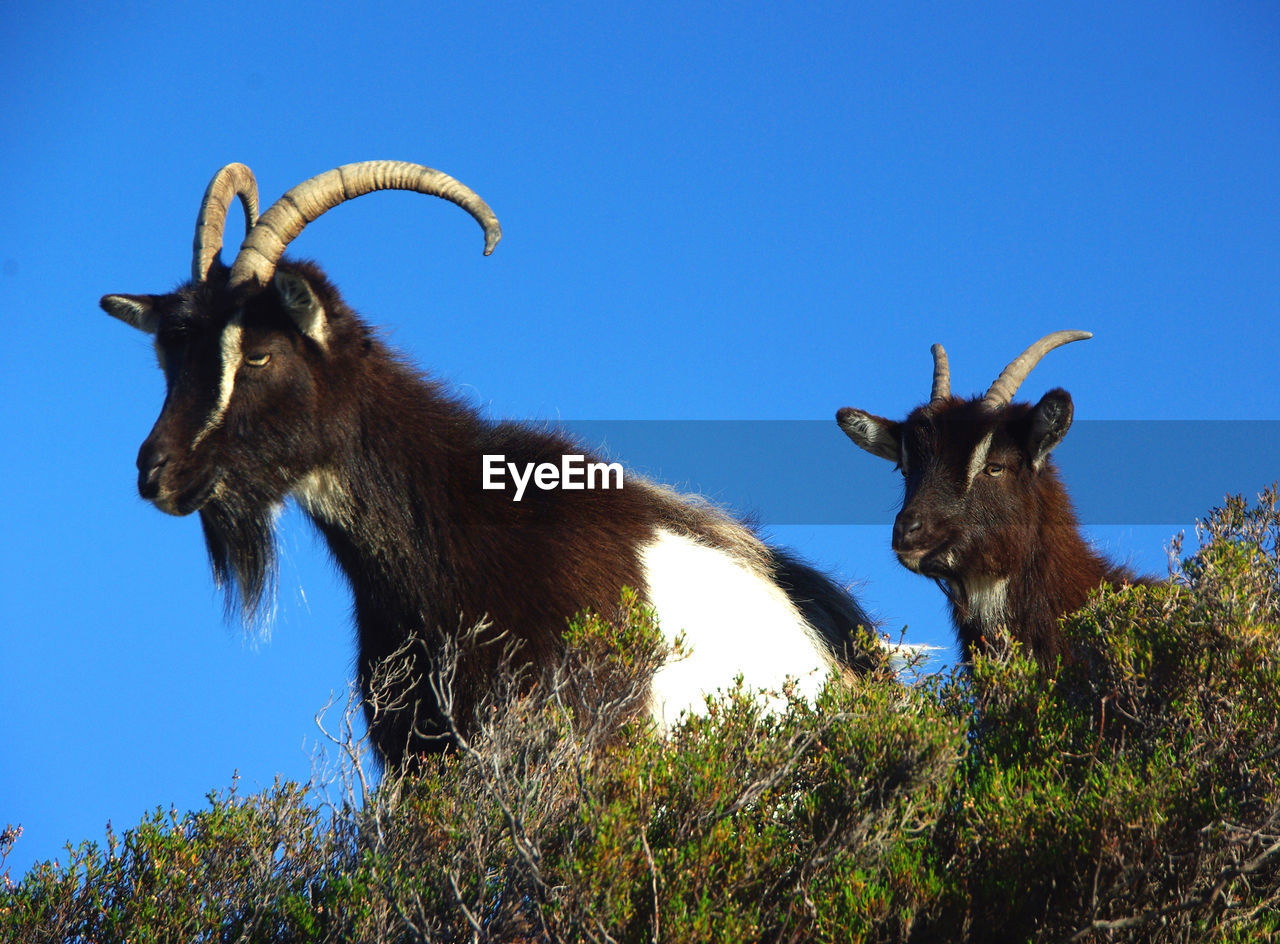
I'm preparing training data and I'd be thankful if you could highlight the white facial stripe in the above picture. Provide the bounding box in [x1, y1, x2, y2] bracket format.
[966, 430, 994, 489]
[192, 316, 243, 449]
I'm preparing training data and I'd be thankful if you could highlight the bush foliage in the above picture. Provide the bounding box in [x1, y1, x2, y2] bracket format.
[5, 490, 1279, 942]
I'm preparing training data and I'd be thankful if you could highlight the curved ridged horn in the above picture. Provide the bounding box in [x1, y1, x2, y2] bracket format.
[228, 160, 502, 291]
[982, 330, 1093, 408]
[192, 163, 260, 283]
[930, 343, 951, 402]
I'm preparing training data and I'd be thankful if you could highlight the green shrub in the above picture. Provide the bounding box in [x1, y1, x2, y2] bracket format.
[937, 486, 1280, 942]
[5, 488, 1278, 942]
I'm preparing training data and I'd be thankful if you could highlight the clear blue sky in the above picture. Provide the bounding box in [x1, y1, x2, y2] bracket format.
[2, 1, 1277, 878]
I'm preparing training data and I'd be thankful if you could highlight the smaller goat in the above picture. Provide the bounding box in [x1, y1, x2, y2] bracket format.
[837, 332, 1149, 664]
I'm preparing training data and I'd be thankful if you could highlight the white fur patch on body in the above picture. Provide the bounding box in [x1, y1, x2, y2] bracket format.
[193, 316, 243, 448]
[639, 528, 831, 729]
[293, 469, 351, 528]
[966, 575, 1010, 633]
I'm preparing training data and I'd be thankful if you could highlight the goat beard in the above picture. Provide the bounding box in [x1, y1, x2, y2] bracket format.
[199, 489, 278, 625]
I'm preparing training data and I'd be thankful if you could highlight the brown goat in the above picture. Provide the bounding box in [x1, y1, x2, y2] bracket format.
[101, 161, 879, 768]
[837, 333, 1149, 665]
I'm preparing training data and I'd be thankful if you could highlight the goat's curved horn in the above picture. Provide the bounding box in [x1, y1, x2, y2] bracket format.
[982, 330, 1092, 408]
[930, 343, 951, 402]
[227, 160, 502, 292]
[192, 163, 260, 283]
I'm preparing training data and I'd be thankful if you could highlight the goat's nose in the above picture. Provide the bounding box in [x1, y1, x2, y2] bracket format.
[136, 446, 169, 498]
[892, 513, 923, 549]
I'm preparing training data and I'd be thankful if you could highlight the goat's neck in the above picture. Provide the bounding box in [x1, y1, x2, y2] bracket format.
[288, 363, 637, 673]
[951, 504, 1110, 664]
[292, 372, 481, 636]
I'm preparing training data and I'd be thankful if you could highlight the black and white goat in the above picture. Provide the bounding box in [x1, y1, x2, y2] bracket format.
[102, 161, 878, 767]
[837, 332, 1149, 665]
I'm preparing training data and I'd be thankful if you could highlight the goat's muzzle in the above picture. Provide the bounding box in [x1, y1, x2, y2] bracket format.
[137, 446, 168, 501]
[891, 509, 949, 574]
[136, 442, 221, 516]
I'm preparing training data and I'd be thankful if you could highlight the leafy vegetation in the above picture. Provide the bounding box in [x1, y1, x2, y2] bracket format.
[5, 489, 1279, 942]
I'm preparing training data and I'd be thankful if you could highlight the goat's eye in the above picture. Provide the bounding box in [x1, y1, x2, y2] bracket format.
[245, 352, 272, 368]
[984, 462, 1004, 477]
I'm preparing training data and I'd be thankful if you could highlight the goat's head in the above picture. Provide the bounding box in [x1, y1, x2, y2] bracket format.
[836, 331, 1090, 583]
[101, 161, 501, 609]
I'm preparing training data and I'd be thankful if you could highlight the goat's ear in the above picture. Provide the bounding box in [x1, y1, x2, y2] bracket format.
[273, 270, 328, 351]
[1026, 388, 1074, 470]
[836, 407, 902, 462]
[100, 293, 163, 334]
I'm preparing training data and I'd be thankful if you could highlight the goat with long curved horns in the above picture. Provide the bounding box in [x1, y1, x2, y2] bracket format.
[837, 332, 1150, 665]
[102, 160, 880, 768]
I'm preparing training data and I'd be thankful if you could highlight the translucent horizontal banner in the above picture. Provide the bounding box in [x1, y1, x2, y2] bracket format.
[554, 420, 1279, 526]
